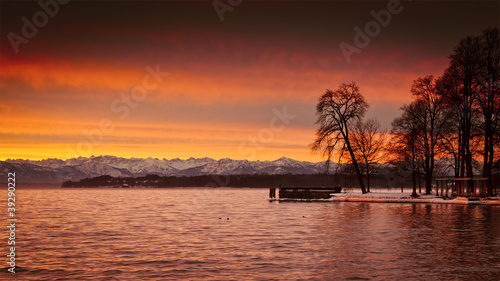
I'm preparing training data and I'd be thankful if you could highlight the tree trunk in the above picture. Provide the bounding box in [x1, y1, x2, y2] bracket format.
[487, 144, 494, 196]
[483, 118, 494, 196]
[418, 170, 421, 194]
[425, 155, 432, 194]
[464, 98, 474, 178]
[366, 162, 370, 193]
[460, 139, 465, 178]
[429, 154, 435, 195]
[412, 171, 417, 197]
[459, 112, 467, 178]
[412, 154, 417, 196]
[346, 140, 367, 194]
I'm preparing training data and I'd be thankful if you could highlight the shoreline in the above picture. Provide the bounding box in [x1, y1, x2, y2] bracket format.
[272, 191, 500, 205]
[331, 194, 500, 205]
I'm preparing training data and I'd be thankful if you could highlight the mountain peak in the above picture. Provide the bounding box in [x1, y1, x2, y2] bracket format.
[2, 156, 337, 183]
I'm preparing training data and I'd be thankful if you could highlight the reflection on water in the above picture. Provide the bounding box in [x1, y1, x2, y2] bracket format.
[3, 188, 500, 280]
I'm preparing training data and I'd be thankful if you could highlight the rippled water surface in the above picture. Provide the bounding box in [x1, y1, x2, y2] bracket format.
[3, 188, 500, 280]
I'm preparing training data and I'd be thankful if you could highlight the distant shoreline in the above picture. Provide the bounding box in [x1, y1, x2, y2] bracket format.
[61, 174, 353, 188]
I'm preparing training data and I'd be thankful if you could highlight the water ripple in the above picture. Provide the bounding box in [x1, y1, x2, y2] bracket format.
[3, 188, 499, 280]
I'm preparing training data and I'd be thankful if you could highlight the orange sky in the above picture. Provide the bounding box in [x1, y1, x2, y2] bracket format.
[1, 1, 498, 161]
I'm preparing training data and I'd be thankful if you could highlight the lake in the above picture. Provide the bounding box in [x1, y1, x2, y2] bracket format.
[3, 188, 500, 280]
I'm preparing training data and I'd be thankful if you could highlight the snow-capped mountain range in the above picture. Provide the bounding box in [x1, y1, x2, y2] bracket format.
[1, 156, 338, 183]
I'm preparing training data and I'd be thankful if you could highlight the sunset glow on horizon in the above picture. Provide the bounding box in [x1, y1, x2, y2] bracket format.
[1, 0, 498, 161]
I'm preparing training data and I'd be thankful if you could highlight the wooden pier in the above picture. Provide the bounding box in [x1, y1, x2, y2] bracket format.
[270, 186, 342, 200]
[435, 178, 489, 198]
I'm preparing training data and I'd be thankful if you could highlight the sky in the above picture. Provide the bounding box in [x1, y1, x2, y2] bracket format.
[1, 0, 499, 162]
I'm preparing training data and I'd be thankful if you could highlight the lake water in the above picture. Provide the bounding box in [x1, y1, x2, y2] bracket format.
[3, 188, 500, 280]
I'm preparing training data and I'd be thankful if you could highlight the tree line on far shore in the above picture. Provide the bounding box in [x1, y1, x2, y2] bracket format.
[311, 27, 500, 196]
[61, 173, 401, 188]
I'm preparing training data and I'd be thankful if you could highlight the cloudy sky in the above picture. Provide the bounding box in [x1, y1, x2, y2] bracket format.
[1, 0, 498, 161]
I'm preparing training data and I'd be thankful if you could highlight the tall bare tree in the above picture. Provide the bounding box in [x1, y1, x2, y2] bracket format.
[437, 71, 464, 178]
[408, 75, 448, 194]
[342, 118, 387, 192]
[446, 35, 482, 177]
[389, 27, 500, 196]
[477, 27, 500, 195]
[391, 102, 425, 197]
[311, 82, 369, 194]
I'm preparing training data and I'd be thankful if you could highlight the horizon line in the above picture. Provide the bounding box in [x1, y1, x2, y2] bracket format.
[2, 155, 327, 163]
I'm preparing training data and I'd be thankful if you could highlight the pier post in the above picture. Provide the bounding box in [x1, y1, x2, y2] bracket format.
[270, 187, 276, 199]
[445, 180, 449, 198]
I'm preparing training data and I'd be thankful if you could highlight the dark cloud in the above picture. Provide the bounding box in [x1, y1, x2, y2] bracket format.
[1, 0, 498, 160]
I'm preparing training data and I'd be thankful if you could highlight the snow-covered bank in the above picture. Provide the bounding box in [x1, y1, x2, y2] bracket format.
[330, 192, 500, 205]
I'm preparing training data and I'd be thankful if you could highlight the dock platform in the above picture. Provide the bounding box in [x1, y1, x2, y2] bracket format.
[269, 186, 341, 200]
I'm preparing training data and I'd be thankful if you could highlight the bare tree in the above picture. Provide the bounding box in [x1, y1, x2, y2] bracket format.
[408, 75, 448, 194]
[438, 68, 484, 178]
[389, 27, 500, 196]
[342, 118, 387, 192]
[391, 102, 425, 197]
[311, 82, 369, 194]
[437, 71, 463, 178]
[438, 28, 499, 195]
[446, 35, 482, 177]
[477, 27, 500, 195]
